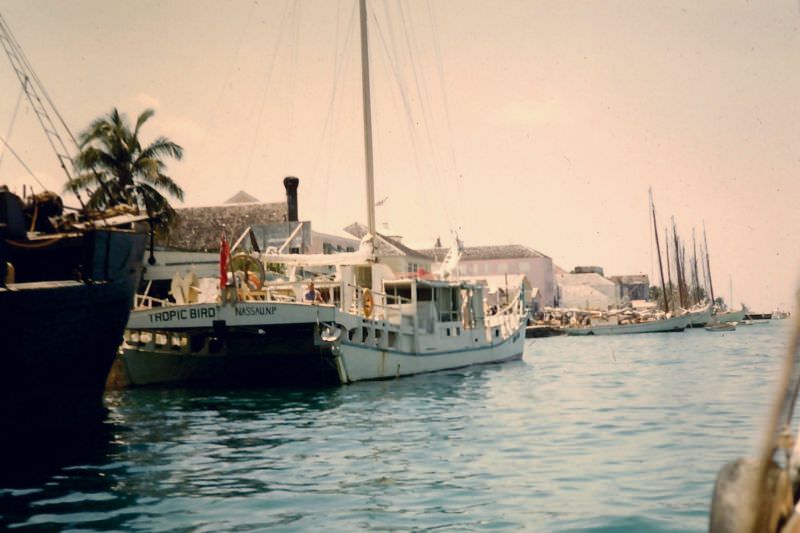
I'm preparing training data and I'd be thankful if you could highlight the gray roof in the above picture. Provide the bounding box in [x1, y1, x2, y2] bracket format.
[159, 202, 287, 252]
[420, 244, 549, 262]
[225, 190, 262, 204]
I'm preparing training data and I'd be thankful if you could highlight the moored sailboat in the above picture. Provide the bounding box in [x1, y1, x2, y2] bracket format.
[118, 0, 528, 387]
[564, 312, 691, 336]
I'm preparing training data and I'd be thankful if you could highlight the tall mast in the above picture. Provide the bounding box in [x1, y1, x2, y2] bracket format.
[664, 227, 673, 308]
[691, 228, 701, 304]
[358, 0, 377, 238]
[702, 222, 716, 304]
[729, 275, 733, 310]
[671, 218, 686, 309]
[649, 189, 669, 313]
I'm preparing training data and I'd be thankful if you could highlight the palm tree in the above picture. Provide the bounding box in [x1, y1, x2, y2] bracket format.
[67, 108, 184, 231]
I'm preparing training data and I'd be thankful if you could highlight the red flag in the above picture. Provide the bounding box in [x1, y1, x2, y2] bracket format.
[220, 232, 230, 290]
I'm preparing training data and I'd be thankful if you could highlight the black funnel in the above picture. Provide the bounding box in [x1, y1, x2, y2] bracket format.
[283, 176, 299, 222]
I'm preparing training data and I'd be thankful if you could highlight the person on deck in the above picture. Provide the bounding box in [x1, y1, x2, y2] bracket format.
[304, 282, 323, 304]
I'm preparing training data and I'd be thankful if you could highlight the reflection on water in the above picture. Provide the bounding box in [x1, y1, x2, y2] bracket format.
[0, 323, 793, 531]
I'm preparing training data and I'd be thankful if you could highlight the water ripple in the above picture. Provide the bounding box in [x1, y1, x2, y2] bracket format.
[0, 322, 793, 531]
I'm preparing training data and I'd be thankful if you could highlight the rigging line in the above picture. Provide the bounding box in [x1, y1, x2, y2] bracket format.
[0, 13, 79, 151]
[370, 7, 438, 231]
[396, 0, 453, 229]
[0, 86, 23, 171]
[311, 0, 357, 215]
[425, 0, 465, 225]
[242, 0, 295, 184]
[190, 0, 257, 177]
[286, 0, 302, 168]
[0, 132, 46, 189]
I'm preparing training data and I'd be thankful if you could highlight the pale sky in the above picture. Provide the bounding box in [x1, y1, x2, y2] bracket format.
[1, 0, 798, 312]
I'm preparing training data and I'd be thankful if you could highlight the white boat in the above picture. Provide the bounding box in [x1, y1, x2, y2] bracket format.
[564, 313, 691, 336]
[715, 307, 746, 324]
[119, 0, 528, 387]
[687, 303, 712, 328]
[704, 322, 736, 332]
[121, 246, 527, 385]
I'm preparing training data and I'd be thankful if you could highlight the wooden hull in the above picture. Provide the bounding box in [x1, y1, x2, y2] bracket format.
[525, 325, 566, 338]
[564, 314, 691, 336]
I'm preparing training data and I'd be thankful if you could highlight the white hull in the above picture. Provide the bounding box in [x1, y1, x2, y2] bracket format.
[334, 321, 526, 383]
[564, 314, 691, 336]
[123, 296, 528, 386]
[127, 300, 336, 330]
[716, 308, 745, 324]
[688, 307, 712, 328]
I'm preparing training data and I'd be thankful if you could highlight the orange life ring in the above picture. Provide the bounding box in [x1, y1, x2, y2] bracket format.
[362, 288, 374, 318]
[247, 271, 262, 290]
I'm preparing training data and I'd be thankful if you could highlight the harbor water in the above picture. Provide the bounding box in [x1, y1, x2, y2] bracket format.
[0, 321, 793, 531]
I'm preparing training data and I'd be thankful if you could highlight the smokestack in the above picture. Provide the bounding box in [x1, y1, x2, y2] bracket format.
[283, 176, 299, 222]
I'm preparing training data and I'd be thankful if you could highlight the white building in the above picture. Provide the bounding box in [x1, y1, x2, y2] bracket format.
[422, 244, 555, 312]
[556, 270, 618, 310]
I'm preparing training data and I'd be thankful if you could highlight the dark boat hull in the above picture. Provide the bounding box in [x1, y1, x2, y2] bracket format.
[121, 323, 342, 388]
[0, 229, 146, 422]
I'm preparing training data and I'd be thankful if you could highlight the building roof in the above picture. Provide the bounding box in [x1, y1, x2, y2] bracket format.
[225, 190, 262, 204]
[158, 202, 287, 252]
[421, 244, 550, 262]
[557, 272, 615, 287]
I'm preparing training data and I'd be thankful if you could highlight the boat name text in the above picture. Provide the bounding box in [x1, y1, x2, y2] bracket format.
[149, 307, 216, 323]
[234, 305, 278, 317]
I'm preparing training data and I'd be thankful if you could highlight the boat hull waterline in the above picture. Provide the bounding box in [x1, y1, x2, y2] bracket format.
[122, 301, 527, 386]
[564, 314, 692, 336]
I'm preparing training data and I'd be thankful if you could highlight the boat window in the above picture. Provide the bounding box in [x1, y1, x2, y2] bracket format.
[388, 331, 397, 348]
[388, 283, 412, 304]
[362, 326, 370, 343]
[349, 328, 359, 342]
[355, 266, 372, 289]
[446, 327, 451, 336]
[435, 287, 459, 322]
[417, 286, 432, 302]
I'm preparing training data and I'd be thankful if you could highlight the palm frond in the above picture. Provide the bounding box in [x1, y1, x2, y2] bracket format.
[139, 137, 183, 161]
[134, 108, 156, 138]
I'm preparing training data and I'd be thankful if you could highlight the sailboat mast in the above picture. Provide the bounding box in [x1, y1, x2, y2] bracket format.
[664, 227, 673, 308]
[649, 189, 669, 313]
[358, 0, 377, 237]
[671, 218, 685, 309]
[703, 222, 716, 304]
[691, 228, 701, 305]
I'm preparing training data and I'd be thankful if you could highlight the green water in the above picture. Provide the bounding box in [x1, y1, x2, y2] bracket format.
[0, 322, 792, 531]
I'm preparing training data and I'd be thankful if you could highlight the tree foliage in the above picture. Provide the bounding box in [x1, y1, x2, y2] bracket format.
[66, 108, 184, 231]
